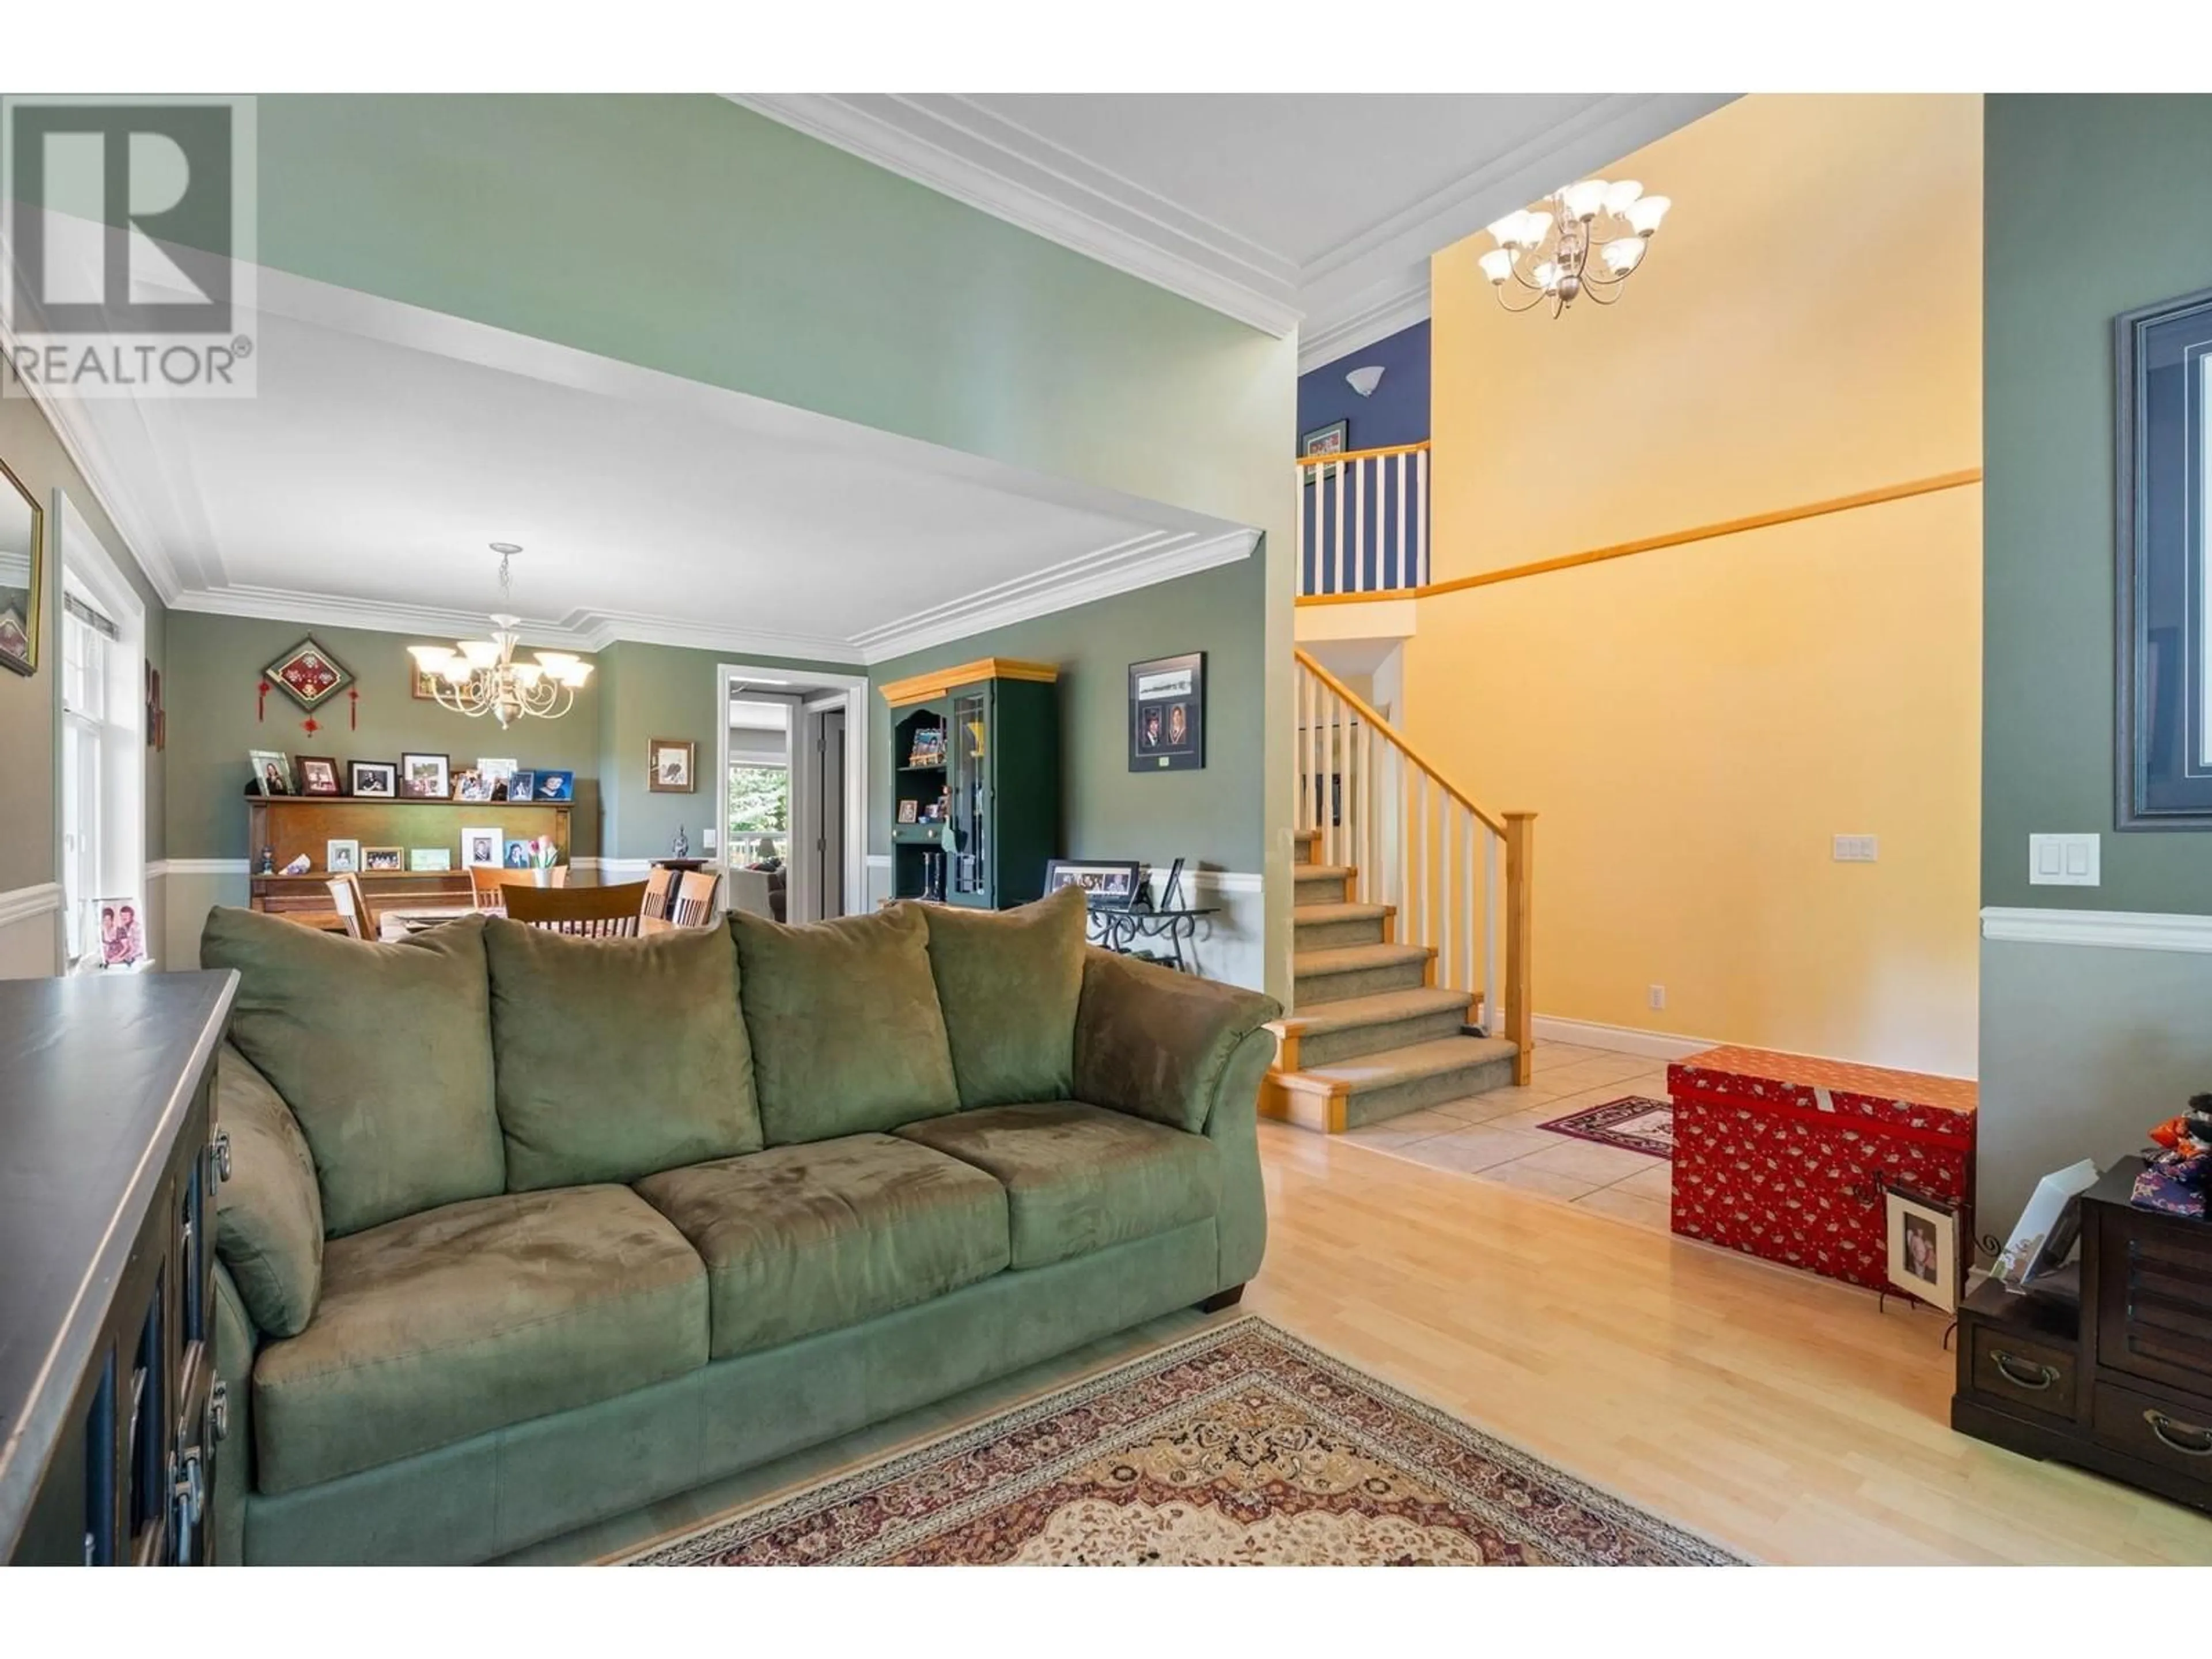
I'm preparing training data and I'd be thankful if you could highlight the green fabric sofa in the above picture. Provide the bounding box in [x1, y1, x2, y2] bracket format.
[199, 888, 1278, 1565]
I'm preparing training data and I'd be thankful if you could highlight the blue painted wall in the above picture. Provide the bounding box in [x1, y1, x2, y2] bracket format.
[1296, 319, 1431, 453]
[1297, 321, 1432, 592]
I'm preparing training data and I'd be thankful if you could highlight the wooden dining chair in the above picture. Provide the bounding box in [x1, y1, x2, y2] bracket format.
[469, 866, 510, 910]
[325, 874, 375, 941]
[641, 865, 675, 920]
[502, 880, 648, 938]
[670, 870, 720, 929]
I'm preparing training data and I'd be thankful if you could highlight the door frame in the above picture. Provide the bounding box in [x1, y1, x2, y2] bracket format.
[715, 662, 870, 916]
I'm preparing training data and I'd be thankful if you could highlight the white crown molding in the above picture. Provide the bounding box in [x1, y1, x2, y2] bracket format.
[726, 95, 1301, 338]
[0, 882, 64, 930]
[732, 93, 1735, 355]
[1297, 274, 1431, 375]
[1982, 906, 2212, 955]
[852, 526, 1258, 665]
[1530, 1013, 1713, 1063]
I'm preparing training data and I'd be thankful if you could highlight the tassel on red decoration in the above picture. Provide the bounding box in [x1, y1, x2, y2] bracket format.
[258, 677, 270, 722]
[349, 686, 358, 730]
[302, 717, 319, 737]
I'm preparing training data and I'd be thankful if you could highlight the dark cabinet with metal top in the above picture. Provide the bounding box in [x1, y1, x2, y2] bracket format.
[1954, 1157, 2212, 1514]
[0, 971, 237, 1565]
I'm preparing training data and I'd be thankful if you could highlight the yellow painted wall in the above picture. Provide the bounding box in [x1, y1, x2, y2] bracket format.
[1410, 94, 1981, 1074]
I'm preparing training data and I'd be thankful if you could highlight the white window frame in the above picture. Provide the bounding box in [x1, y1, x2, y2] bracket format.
[54, 490, 145, 969]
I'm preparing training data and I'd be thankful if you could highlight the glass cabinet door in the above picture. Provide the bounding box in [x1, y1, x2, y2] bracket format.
[948, 685, 989, 902]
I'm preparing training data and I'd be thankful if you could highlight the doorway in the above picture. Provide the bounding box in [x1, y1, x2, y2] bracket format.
[715, 663, 868, 922]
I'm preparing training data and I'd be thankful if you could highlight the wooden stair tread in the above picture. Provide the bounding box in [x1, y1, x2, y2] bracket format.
[1271, 1034, 1519, 1097]
[1293, 941, 1432, 978]
[1296, 863, 1357, 882]
[1271, 986, 1473, 1037]
[1291, 901, 1393, 925]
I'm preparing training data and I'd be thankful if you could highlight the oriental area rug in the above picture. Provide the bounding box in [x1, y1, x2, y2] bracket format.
[624, 1317, 1741, 1566]
[1539, 1094, 1676, 1160]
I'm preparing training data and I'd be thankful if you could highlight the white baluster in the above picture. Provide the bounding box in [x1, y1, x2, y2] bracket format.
[1416, 770, 1430, 953]
[1462, 810, 1476, 1001]
[1332, 459, 1346, 596]
[1296, 460, 1308, 597]
[1353, 455, 1367, 594]
[1440, 800, 1453, 993]
[1485, 831, 1499, 1036]
[1395, 451, 1408, 590]
[1415, 446, 1430, 587]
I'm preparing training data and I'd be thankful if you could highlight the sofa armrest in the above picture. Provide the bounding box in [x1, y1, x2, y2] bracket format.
[213, 1043, 324, 1339]
[1072, 948, 1281, 1136]
[211, 1261, 259, 1564]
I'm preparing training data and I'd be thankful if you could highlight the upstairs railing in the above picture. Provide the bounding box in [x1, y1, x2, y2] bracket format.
[1294, 646, 1532, 1084]
[1296, 440, 1430, 597]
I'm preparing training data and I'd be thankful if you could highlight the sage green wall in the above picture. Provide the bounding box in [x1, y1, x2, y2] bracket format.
[868, 552, 1266, 873]
[1980, 96, 2212, 1228]
[163, 612, 604, 859]
[593, 640, 855, 859]
[0, 357, 167, 968]
[1983, 94, 2212, 912]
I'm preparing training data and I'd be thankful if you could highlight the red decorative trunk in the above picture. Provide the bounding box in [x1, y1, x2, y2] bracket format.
[1666, 1045, 1978, 1292]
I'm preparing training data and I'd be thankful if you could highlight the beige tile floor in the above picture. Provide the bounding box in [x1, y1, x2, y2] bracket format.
[1340, 1039, 1678, 1228]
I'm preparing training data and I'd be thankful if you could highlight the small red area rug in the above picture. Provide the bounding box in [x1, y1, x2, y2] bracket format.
[1539, 1094, 1675, 1160]
[624, 1317, 1741, 1566]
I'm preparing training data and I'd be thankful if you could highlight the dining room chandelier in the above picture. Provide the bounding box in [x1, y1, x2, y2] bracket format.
[1479, 179, 1671, 317]
[407, 544, 592, 728]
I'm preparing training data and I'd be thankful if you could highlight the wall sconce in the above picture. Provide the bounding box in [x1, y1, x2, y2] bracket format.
[1344, 365, 1385, 398]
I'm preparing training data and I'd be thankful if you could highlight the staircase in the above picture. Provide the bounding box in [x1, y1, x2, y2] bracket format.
[1263, 651, 1535, 1134]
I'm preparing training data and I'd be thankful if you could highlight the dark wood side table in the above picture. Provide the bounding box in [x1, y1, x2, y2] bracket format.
[1953, 1156, 2212, 1514]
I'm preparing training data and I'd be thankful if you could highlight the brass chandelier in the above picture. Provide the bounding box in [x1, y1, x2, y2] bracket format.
[1479, 179, 1671, 317]
[407, 544, 592, 728]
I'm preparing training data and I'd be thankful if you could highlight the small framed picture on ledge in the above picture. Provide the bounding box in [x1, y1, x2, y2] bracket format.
[1884, 1185, 1960, 1314]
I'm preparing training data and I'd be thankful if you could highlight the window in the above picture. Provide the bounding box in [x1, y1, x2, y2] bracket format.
[54, 493, 146, 968]
[728, 763, 789, 867]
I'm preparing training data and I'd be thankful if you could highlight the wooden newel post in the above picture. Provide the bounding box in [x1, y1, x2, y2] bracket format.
[1503, 811, 1536, 1085]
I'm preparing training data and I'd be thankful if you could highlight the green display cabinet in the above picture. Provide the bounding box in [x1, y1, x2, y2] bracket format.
[881, 657, 1060, 908]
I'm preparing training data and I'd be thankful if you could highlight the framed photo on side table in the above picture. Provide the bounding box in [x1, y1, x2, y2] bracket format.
[1044, 859, 1143, 911]
[1884, 1185, 1961, 1314]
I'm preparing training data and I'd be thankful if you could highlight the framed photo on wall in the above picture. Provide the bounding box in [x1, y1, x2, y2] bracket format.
[1128, 653, 1205, 772]
[649, 737, 696, 793]
[1300, 420, 1349, 459]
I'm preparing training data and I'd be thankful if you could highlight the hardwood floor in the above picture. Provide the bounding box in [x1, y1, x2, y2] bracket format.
[513, 1116, 2212, 1566]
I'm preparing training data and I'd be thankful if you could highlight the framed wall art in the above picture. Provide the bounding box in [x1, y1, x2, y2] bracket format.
[1128, 653, 1205, 772]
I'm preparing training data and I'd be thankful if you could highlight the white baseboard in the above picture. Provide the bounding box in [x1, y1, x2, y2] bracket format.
[1530, 1013, 1713, 1062]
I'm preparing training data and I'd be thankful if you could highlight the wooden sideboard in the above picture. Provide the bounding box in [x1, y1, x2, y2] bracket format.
[0, 972, 236, 1564]
[1954, 1157, 2212, 1514]
[246, 795, 573, 921]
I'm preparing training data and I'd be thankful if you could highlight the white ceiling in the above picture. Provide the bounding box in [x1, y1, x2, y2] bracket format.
[732, 93, 1733, 368]
[39, 267, 1254, 664]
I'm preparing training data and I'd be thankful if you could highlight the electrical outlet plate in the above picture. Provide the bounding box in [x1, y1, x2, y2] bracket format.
[1647, 984, 1666, 1010]
[1832, 834, 1879, 862]
[2028, 832, 2099, 887]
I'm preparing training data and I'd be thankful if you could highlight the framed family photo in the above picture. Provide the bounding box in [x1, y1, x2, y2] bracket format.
[326, 839, 361, 874]
[1044, 858, 1143, 911]
[362, 846, 403, 873]
[1884, 1185, 1961, 1314]
[400, 752, 451, 800]
[248, 749, 294, 796]
[350, 760, 397, 798]
[1128, 653, 1205, 772]
[297, 755, 343, 797]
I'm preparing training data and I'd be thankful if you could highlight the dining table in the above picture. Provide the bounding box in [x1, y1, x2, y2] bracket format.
[378, 906, 680, 941]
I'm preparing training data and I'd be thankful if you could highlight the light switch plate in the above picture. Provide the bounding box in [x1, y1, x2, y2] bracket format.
[1832, 834, 1879, 862]
[2028, 832, 2100, 887]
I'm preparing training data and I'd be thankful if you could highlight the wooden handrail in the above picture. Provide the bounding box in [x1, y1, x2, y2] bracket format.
[1294, 647, 1506, 838]
[1296, 465, 1982, 605]
[1294, 439, 1432, 468]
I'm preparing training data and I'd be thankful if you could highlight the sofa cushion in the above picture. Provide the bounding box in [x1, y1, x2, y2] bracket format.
[895, 1101, 1220, 1270]
[202, 907, 503, 1237]
[634, 1134, 1009, 1360]
[211, 1043, 323, 1338]
[729, 903, 960, 1143]
[919, 885, 1088, 1109]
[251, 1185, 706, 1494]
[484, 917, 763, 1191]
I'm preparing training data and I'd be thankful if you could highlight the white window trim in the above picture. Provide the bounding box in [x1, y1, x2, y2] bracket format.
[54, 488, 146, 969]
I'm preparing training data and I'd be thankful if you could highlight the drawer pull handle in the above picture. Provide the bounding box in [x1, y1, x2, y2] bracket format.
[1990, 1350, 2058, 1391]
[2143, 1409, 2212, 1457]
